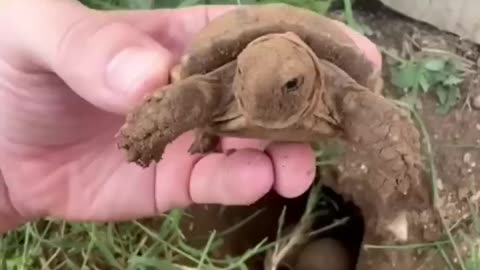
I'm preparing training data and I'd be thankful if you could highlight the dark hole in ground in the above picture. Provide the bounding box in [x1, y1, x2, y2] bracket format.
[248, 184, 365, 270]
[312, 186, 365, 267]
[181, 177, 365, 270]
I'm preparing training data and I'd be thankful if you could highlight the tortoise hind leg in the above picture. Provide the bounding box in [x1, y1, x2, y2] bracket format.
[331, 85, 433, 243]
[335, 86, 426, 200]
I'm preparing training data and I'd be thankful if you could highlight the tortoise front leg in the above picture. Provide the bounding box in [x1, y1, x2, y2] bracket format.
[116, 65, 234, 167]
[171, 64, 222, 155]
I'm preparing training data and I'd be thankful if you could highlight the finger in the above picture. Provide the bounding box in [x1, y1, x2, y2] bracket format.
[266, 143, 316, 198]
[155, 134, 271, 208]
[110, 5, 239, 58]
[332, 20, 382, 71]
[0, 0, 174, 114]
[0, 1, 239, 115]
[0, 170, 26, 233]
[154, 133, 272, 210]
[154, 131, 201, 212]
[189, 149, 274, 205]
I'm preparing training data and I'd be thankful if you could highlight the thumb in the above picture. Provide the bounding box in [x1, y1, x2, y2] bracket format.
[2, 0, 175, 114]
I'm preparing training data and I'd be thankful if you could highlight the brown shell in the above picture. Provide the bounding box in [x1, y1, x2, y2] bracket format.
[178, 4, 378, 90]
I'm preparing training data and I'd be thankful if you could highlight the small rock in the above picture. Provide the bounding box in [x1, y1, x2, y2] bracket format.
[360, 164, 368, 173]
[471, 190, 480, 201]
[463, 152, 472, 164]
[476, 123, 480, 131]
[437, 178, 444, 191]
[472, 94, 480, 110]
[458, 186, 470, 200]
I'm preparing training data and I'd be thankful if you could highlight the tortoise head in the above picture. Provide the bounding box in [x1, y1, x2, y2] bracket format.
[232, 32, 318, 129]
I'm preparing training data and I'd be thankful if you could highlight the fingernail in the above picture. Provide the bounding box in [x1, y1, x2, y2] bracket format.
[106, 47, 172, 95]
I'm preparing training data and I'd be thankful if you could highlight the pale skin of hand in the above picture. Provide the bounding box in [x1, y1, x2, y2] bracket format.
[0, 0, 382, 233]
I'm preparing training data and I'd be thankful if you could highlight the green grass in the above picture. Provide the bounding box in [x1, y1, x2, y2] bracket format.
[2, 0, 480, 269]
[0, 209, 270, 270]
[79, 0, 335, 13]
[0, 181, 341, 270]
[386, 52, 466, 115]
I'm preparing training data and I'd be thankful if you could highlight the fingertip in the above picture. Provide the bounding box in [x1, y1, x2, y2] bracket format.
[0, 170, 26, 232]
[266, 143, 316, 198]
[106, 45, 175, 112]
[154, 131, 199, 212]
[332, 20, 382, 72]
[190, 149, 274, 205]
[206, 5, 241, 21]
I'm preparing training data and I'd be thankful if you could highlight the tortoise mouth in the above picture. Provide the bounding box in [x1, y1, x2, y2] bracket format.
[246, 115, 300, 129]
[237, 94, 312, 129]
[239, 102, 303, 129]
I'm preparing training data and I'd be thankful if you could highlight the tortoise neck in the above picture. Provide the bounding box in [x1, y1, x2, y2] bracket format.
[315, 59, 370, 125]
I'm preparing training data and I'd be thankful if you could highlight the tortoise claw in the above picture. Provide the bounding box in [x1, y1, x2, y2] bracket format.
[188, 130, 220, 155]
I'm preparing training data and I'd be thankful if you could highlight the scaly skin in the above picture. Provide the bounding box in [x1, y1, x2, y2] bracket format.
[115, 61, 236, 167]
[306, 56, 429, 242]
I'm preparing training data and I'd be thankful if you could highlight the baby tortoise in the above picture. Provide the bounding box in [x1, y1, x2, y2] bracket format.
[116, 5, 428, 242]
[116, 4, 392, 164]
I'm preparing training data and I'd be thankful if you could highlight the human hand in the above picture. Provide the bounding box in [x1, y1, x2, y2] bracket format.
[0, 0, 382, 233]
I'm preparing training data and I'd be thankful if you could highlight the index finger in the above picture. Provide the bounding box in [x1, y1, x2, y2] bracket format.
[111, 5, 239, 57]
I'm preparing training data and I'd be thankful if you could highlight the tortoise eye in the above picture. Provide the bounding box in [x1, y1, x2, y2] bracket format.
[283, 76, 304, 93]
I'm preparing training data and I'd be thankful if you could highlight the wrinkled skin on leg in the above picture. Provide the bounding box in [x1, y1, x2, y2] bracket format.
[310, 58, 430, 244]
[116, 62, 236, 167]
[335, 86, 424, 200]
[326, 83, 430, 244]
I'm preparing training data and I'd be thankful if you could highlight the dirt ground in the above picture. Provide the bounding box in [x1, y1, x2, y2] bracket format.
[162, 3, 480, 270]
